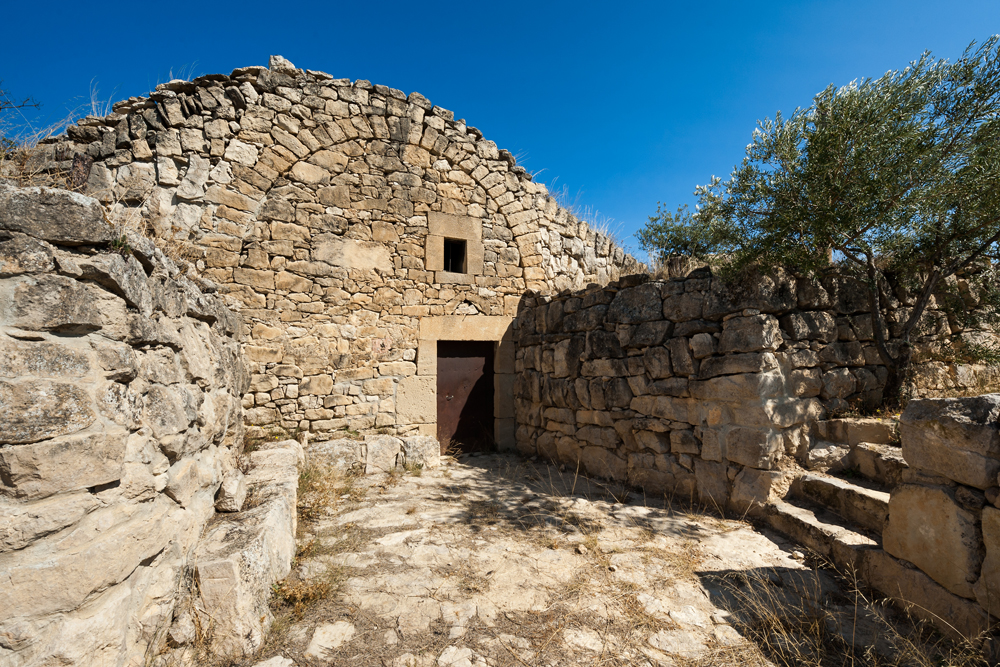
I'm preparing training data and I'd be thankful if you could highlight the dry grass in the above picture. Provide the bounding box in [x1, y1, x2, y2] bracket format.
[708, 566, 994, 667]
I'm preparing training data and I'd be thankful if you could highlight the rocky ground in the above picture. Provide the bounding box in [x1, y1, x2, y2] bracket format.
[231, 451, 928, 667]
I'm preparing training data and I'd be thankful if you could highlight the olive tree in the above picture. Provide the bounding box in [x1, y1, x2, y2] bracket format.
[639, 38, 1000, 402]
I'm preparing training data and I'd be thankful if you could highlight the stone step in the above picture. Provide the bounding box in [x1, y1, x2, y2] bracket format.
[848, 442, 906, 488]
[765, 498, 880, 573]
[791, 474, 889, 534]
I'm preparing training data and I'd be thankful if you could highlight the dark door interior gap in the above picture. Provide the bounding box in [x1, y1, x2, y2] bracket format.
[436, 341, 494, 454]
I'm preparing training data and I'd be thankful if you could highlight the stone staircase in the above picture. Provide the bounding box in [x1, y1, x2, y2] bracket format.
[765, 418, 902, 573]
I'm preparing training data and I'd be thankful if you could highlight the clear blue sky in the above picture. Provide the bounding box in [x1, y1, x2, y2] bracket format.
[3, 1, 998, 260]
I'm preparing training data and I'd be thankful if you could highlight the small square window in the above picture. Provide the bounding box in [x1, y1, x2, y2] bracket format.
[443, 238, 467, 273]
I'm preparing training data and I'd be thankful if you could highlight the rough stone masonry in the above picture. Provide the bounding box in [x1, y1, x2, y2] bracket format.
[34, 54, 642, 450]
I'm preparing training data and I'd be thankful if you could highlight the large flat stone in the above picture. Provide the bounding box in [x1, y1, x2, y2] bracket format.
[900, 395, 1000, 489]
[883, 485, 982, 599]
[0, 184, 114, 245]
[0, 380, 96, 445]
[0, 430, 127, 499]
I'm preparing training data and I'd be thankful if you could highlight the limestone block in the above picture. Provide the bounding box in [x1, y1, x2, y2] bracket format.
[300, 375, 334, 396]
[0, 183, 114, 245]
[607, 283, 663, 323]
[365, 435, 403, 473]
[695, 459, 728, 506]
[729, 467, 785, 515]
[821, 368, 856, 400]
[308, 438, 365, 472]
[196, 482, 296, 655]
[690, 370, 784, 401]
[428, 211, 482, 240]
[670, 429, 700, 454]
[0, 379, 96, 445]
[0, 490, 100, 552]
[863, 549, 994, 641]
[779, 311, 837, 342]
[397, 376, 436, 424]
[667, 338, 696, 376]
[788, 368, 822, 397]
[718, 315, 781, 354]
[0, 430, 127, 499]
[0, 232, 55, 277]
[2, 274, 105, 332]
[689, 332, 716, 359]
[973, 506, 1000, 613]
[628, 320, 673, 348]
[725, 427, 783, 469]
[313, 235, 392, 271]
[662, 292, 703, 322]
[698, 352, 777, 379]
[884, 485, 982, 599]
[144, 384, 197, 440]
[216, 469, 248, 512]
[630, 395, 690, 422]
[643, 347, 672, 378]
[164, 454, 218, 508]
[0, 496, 175, 622]
[580, 445, 627, 481]
[900, 395, 1000, 489]
[402, 436, 440, 469]
[805, 443, 850, 471]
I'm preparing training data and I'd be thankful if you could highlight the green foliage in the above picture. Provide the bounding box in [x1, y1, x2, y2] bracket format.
[641, 38, 1000, 399]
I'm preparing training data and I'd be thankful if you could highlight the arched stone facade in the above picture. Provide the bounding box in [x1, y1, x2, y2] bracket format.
[46, 55, 642, 445]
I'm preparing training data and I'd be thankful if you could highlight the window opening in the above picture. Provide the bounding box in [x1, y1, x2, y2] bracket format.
[443, 238, 467, 273]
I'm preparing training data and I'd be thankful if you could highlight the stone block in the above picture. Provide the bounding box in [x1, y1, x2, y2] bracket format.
[216, 469, 248, 512]
[729, 467, 785, 515]
[0, 490, 100, 552]
[402, 436, 440, 469]
[313, 235, 392, 271]
[0, 428, 128, 499]
[779, 311, 837, 342]
[690, 370, 784, 402]
[630, 395, 690, 422]
[642, 347, 672, 379]
[725, 427, 783, 469]
[667, 338, 696, 376]
[901, 395, 1000, 489]
[0, 379, 96, 445]
[2, 274, 104, 333]
[0, 183, 114, 245]
[579, 446, 627, 481]
[698, 352, 777, 379]
[695, 459, 728, 507]
[607, 283, 663, 323]
[300, 375, 334, 395]
[397, 376, 436, 424]
[883, 485, 982, 599]
[365, 435, 403, 473]
[718, 315, 781, 354]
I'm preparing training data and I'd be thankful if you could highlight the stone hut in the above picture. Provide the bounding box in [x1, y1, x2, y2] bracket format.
[39, 55, 641, 451]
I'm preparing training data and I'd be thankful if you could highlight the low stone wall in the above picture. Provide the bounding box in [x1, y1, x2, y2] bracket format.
[513, 270, 996, 512]
[0, 182, 284, 666]
[881, 394, 1000, 627]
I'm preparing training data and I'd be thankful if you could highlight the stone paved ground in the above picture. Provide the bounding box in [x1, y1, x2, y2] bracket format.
[253, 453, 882, 667]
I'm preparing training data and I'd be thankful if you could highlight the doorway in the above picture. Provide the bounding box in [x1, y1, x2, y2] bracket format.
[436, 341, 495, 453]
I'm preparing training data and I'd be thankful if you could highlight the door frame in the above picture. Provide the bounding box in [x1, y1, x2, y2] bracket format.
[400, 316, 516, 450]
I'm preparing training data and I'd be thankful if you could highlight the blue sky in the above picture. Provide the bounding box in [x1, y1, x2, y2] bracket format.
[3, 1, 998, 260]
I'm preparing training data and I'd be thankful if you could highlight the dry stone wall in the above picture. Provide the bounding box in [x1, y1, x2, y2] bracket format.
[513, 269, 996, 512]
[0, 182, 290, 666]
[39, 55, 640, 443]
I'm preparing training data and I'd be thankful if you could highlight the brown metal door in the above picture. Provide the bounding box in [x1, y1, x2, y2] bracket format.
[437, 341, 494, 453]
